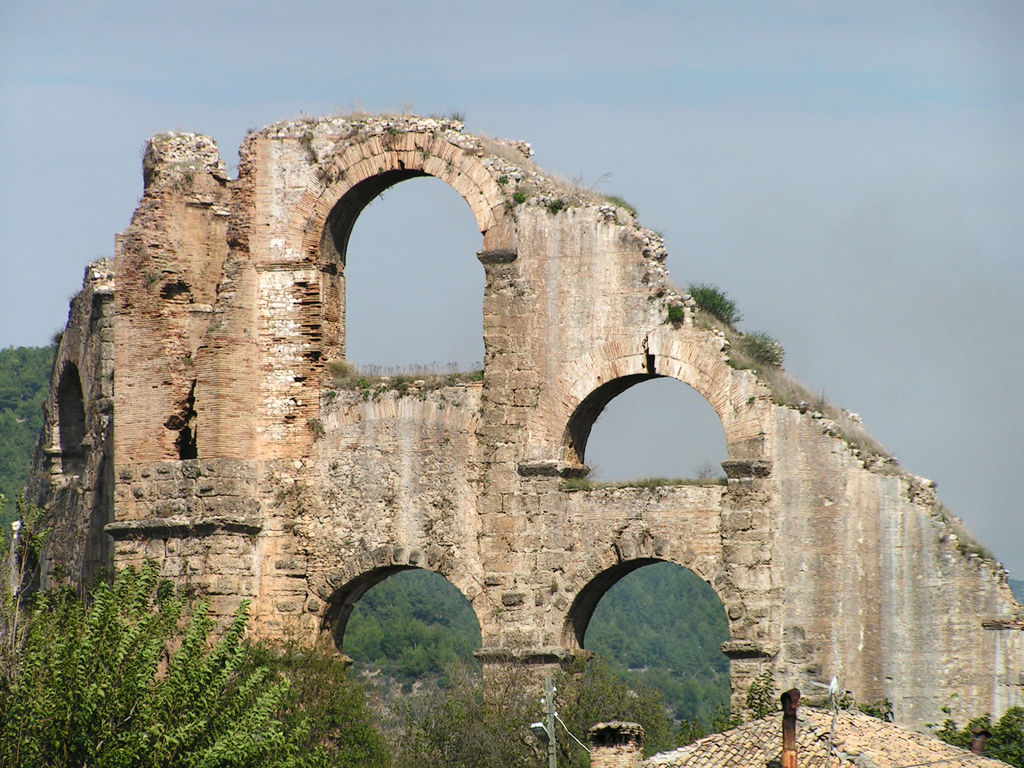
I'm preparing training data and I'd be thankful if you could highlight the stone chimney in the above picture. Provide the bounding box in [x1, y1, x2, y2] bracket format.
[970, 726, 990, 755]
[588, 721, 643, 768]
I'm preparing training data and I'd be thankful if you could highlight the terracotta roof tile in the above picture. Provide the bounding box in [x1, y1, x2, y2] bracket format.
[644, 708, 1011, 768]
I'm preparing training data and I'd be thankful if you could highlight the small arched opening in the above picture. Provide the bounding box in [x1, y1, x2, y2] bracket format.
[56, 362, 86, 474]
[565, 376, 727, 485]
[565, 560, 731, 724]
[324, 566, 482, 686]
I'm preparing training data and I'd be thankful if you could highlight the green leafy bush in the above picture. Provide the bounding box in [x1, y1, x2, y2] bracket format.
[666, 304, 687, 326]
[387, 664, 538, 768]
[246, 643, 391, 768]
[553, 656, 677, 765]
[933, 706, 1024, 767]
[0, 562, 324, 768]
[546, 198, 566, 215]
[688, 284, 742, 325]
[858, 698, 894, 721]
[741, 332, 784, 367]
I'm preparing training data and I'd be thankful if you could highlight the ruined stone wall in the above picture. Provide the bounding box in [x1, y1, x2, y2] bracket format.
[29, 114, 1022, 729]
[113, 133, 230, 470]
[28, 260, 114, 587]
[770, 404, 1022, 724]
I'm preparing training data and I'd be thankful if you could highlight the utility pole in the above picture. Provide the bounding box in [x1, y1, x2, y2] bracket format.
[544, 674, 558, 768]
[7, 520, 20, 595]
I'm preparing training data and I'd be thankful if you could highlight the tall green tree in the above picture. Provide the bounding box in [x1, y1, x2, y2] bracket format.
[0, 561, 327, 768]
[245, 642, 391, 768]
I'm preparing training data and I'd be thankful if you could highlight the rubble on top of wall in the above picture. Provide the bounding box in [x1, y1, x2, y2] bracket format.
[142, 131, 227, 190]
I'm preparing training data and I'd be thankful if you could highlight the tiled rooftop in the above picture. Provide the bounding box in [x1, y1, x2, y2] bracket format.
[645, 708, 1009, 768]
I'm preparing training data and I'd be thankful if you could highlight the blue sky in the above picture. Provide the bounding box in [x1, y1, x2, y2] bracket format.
[1, 1, 1022, 576]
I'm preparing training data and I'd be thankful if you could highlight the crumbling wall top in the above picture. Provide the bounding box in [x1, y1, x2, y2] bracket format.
[142, 131, 226, 190]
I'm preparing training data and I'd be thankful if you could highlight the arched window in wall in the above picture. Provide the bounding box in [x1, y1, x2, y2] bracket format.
[570, 561, 731, 724]
[342, 176, 484, 374]
[575, 377, 727, 485]
[56, 362, 86, 474]
[334, 568, 482, 684]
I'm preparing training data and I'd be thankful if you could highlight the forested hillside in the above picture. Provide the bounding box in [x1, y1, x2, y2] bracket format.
[0, 344, 55, 528]
[345, 564, 731, 723]
[587, 562, 730, 722]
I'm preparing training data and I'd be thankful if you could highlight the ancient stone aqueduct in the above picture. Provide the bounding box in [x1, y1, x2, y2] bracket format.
[28, 114, 1022, 727]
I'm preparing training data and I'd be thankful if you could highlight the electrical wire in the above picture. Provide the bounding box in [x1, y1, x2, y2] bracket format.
[554, 712, 590, 752]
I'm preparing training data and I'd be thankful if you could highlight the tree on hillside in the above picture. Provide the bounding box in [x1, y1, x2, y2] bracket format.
[0, 344, 56, 529]
[385, 656, 679, 768]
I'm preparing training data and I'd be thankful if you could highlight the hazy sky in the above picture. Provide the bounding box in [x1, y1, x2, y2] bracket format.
[1, 1, 1021, 576]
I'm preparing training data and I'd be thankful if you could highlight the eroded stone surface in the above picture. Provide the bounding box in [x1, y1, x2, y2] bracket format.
[27, 114, 1023, 728]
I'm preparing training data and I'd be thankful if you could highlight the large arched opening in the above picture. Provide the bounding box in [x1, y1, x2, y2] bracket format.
[566, 559, 731, 724]
[564, 374, 727, 487]
[577, 376, 727, 485]
[323, 566, 482, 686]
[304, 133, 509, 380]
[339, 175, 484, 372]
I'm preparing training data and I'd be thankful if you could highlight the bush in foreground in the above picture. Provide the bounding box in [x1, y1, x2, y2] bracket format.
[386, 656, 679, 768]
[0, 561, 383, 768]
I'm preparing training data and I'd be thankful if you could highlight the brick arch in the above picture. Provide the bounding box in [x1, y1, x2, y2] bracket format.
[561, 542, 737, 652]
[311, 548, 485, 653]
[289, 132, 514, 266]
[278, 131, 516, 375]
[558, 332, 772, 466]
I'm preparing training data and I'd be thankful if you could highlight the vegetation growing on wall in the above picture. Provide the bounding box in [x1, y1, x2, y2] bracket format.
[688, 283, 742, 326]
[681, 285, 899, 463]
[327, 361, 483, 402]
[560, 474, 725, 492]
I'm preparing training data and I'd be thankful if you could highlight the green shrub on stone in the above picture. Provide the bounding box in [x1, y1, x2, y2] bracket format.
[666, 304, 687, 326]
[745, 670, 779, 719]
[688, 283, 742, 325]
[741, 332, 784, 367]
